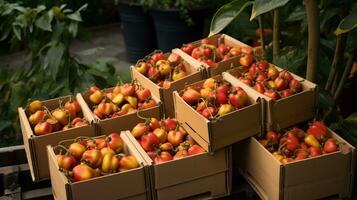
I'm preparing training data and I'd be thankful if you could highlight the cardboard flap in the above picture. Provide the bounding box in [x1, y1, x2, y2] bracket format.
[154, 149, 228, 190]
[47, 145, 70, 200]
[18, 107, 33, 138]
[76, 93, 97, 123]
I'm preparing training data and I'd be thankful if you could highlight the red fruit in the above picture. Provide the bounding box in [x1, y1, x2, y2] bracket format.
[295, 149, 309, 161]
[72, 164, 95, 182]
[216, 92, 228, 106]
[264, 90, 281, 101]
[323, 138, 338, 153]
[182, 88, 202, 105]
[286, 132, 300, 151]
[203, 47, 212, 56]
[289, 79, 302, 93]
[281, 157, 294, 165]
[151, 52, 166, 65]
[300, 142, 309, 150]
[140, 99, 157, 109]
[217, 44, 231, 55]
[182, 44, 195, 55]
[57, 155, 76, 170]
[279, 71, 293, 83]
[147, 66, 160, 80]
[274, 77, 288, 91]
[146, 151, 157, 161]
[257, 60, 269, 71]
[106, 133, 124, 153]
[140, 132, 160, 151]
[201, 38, 210, 45]
[307, 121, 327, 142]
[291, 127, 305, 141]
[136, 88, 151, 102]
[154, 151, 173, 164]
[241, 47, 253, 55]
[131, 123, 149, 138]
[309, 146, 322, 157]
[255, 71, 267, 83]
[201, 106, 217, 119]
[281, 89, 294, 98]
[174, 149, 189, 159]
[229, 87, 249, 109]
[120, 83, 136, 97]
[239, 77, 253, 86]
[65, 100, 81, 117]
[254, 82, 266, 94]
[217, 84, 230, 95]
[187, 145, 205, 156]
[266, 131, 278, 143]
[191, 47, 203, 59]
[203, 59, 217, 68]
[167, 53, 181, 65]
[153, 128, 168, 143]
[163, 118, 178, 131]
[167, 130, 185, 147]
[239, 54, 254, 67]
[90, 86, 100, 93]
[68, 142, 86, 160]
[159, 142, 174, 151]
[81, 149, 103, 168]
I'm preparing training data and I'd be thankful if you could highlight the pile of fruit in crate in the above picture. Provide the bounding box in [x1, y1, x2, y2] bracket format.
[235, 59, 303, 101]
[27, 99, 88, 136]
[134, 51, 188, 88]
[259, 121, 340, 164]
[130, 117, 205, 164]
[88, 84, 157, 119]
[181, 39, 254, 68]
[55, 133, 139, 182]
[181, 77, 250, 120]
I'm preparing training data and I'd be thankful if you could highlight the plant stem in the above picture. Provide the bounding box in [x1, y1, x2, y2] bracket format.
[258, 16, 265, 51]
[331, 69, 340, 95]
[325, 34, 347, 92]
[273, 9, 280, 64]
[334, 51, 355, 101]
[304, 0, 319, 82]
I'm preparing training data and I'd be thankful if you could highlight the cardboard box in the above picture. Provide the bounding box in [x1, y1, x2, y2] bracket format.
[173, 73, 263, 152]
[235, 128, 356, 200]
[122, 131, 231, 200]
[47, 132, 150, 200]
[78, 86, 163, 133]
[18, 95, 96, 182]
[175, 34, 250, 77]
[226, 66, 318, 131]
[131, 49, 206, 118]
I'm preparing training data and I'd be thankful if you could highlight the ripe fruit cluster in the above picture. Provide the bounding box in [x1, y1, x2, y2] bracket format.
[181, 38, 254, 68]
[88, 84, 157, 119]
[259, 121, 339, 164]
[181, 78, 250, 120]
[27, 99, 88, 136]
[130, 118, 205, 164]
[135, 51, 188, 88]
[237, 59, 303, 101]
[55, 133, 139, 182]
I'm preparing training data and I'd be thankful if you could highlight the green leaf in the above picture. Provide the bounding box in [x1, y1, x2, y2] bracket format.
[209, 0, 253, 36]
[44, 43, 65, 80]
[77, 47, 104, 56]
[10, 82, 29, 111]
[12, 26, 21, 40]
[250, 0, 290, 20]
[67, 12, 82, 22]
[285, 5, 305, 22]
[335, 12, 357, 35]
[35, 10, 54, 31]
[68, 22, 78, 38]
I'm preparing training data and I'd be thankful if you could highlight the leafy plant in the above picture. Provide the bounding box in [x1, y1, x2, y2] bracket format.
[0, 1, 122, 147]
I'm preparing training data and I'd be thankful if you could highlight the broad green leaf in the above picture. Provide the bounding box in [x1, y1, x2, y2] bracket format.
[250, 0, 290, 20]
[51, 22, 64, 41]
[44, 43, 65, 80]
[68, 22, 78, 38]
[10, 81, 29, 111]
[76, 3, 88, 13]
[209, 0, 253, 36]
[77, 47, 104, 56]
[285, 6, 305, 22]
[35, 10, 53, 31]
[318, 90, 335, 109]
[67, 12, 82, 22]
[12, 26, 21, 40]
[335, 12, 357, 35]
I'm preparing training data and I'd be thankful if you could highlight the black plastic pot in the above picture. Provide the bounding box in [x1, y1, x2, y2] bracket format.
[150, 8, 212, 52]
[118, 3, 157, 63]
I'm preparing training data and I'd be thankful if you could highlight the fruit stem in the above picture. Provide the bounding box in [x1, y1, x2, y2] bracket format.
[136, 109, 150, 121]
[55, 144, 70, 154]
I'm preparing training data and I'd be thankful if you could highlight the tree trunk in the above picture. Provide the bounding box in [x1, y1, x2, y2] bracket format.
[273, 9, 279, 64]
[258, 16, 265, 51]
[304, 0, 319, 82]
